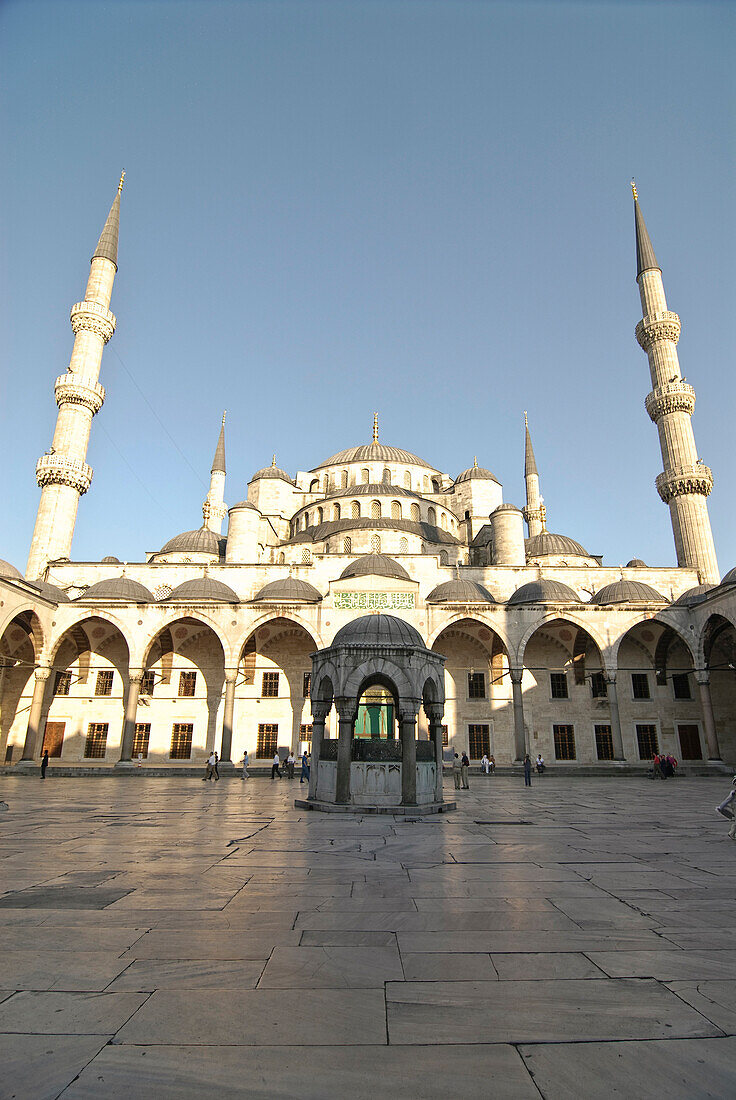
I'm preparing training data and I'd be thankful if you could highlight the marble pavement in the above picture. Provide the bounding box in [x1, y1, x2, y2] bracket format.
[0, 773, 735, 1098]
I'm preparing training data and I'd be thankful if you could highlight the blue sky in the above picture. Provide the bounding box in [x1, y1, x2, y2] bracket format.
[1, 0, 734, 572]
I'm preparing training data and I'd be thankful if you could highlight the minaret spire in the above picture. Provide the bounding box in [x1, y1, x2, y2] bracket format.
[26, 177, 123, 578]
[522, 412, 543, 538]
[633, 185, 718, 584]
[372, 412, 379, 444]
[202, 412, 228, 533]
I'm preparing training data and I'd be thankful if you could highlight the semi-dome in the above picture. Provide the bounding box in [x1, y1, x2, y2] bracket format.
[508, 579, 582, 605]
[525, 531, 590, 559]
[626, 559, 647, 568]
[31, 580, 70, 602]
[315, 442, 435, 470]
[252, 577, 322, 603]
[250, 459, 294, 485]
[160, 527, 220, 555]
[455, 463, 500, 485]
[339, 554, 411, 582]
[672, 584, 716, 607]
[721, 567, 736, 586]
[101, 555, 121, 564]
[165, 577, 239, 602]
[0, 559, 23, 580]
[426, 579, 496, 604]
[591, 579, 667, 605]
[332, 614, 425, 648]
[79, 577, 154, 602]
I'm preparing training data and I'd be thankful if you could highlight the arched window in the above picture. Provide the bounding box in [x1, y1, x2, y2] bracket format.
[343, 536, 352, 553]
[423, 476, 430, 491]
[304, 513, 310, 529]
[351, 500, 360, 518]
[400, 537, 408, 553]
[382, 468, 391, 484]
[309, 479, 319, 491]
[439, 550, 448, 566]
[317, 507, 323, 524]
[391, 501, 402, 520]
[403, 471, 411, 489]
[432, 478, 441, 492]
[341, 469, 348, 488]
[323, 475, 329, 492]
[301, 549, 311, 564]
[278, 552, 285, 564]
[333, 503, 341, 521]
[428, 506, 436, 525]
[371, 535, 381, 553]
[410, 503, 420, 522]
[371, 500, 381, 519]
[440, 513, 448, 530]
[325, 542, 330, 553]
[361, 468, 370, 484]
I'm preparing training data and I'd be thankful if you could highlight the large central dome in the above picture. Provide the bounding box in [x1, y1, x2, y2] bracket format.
[313, 441, 436, 470]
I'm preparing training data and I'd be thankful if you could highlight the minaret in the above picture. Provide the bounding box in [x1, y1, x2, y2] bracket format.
[202, 412, 228, 534]
[522, 412, 543, 537]
[26, 175, 124, 578]
[632, 183, 719, 584]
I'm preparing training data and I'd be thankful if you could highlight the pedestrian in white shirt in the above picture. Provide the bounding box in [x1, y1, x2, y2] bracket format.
[271, 753, 281, 780]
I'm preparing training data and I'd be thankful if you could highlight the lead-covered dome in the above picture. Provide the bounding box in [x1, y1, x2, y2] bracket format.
[626, 559, 647, 568]
[31, 580, 70, 603]
[672, 584, 716, 607]
[101, 555, 121, 564]
[332, 614, 425, 648]
[252, 577, 322, 603]
[591, 579, 667, 605]
[160, 527, 220, 555]
[426, 579, 496, 604]
[339, 554, 411, 582]
[315, 442, 435, 470]
[78, 577, 154, 602]
[721, 567, 736, 586]
[525, 531, 590, 559]
[250, 460, 294, 485]
[0, 559, 23, 580]
[455, 464, 500, 485]
[165, 577, 239, 602]
[508, 579, 581, 604]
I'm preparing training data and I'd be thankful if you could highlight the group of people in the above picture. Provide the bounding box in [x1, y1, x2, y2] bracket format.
[451, 752, 471, 789]
[480, 754, 496, 774]
[262, 750, 311, 784]
[652, 753, 678, 779]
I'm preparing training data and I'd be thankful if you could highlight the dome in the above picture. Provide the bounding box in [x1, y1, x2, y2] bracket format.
[101, 555, 121, 564]
[339, 554, 411, 582]
[626, 559, 647, 568]
[332, 614, 425, 648]
[672, 584, 716, 607]
[165, 577, 239, 602]
[492, 503, 522, 514]
[229, 500, 257, 511]
[315, 442, 435, 470]
[455, 464, 500, 485]
[426, 579, 496, 604]
[79, 577, 154, 602]
[0, 559, 23, 581]
[252, 577, 322, 603]
[250, 461, 294, 485]
[591, 580, 667, 605]
[721, 567, 736, 586]
[31, 580, 70, 603]
[508, 579, 582, 605]
[525, 531, 590, 559]
[160, 527, 220, 555]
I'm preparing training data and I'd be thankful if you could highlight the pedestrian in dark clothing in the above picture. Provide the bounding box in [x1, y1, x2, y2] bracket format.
[213, 752, 220, 780]
[523, 754, 532, 787]
[460, 752, 470, 789]
[40, 749, 49, 779]
[300, 751, 310, 784]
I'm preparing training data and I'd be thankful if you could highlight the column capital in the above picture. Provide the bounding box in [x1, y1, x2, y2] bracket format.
[34, 665, 52, 683]
[224, 669, 238, 686]
[426, 704, 444, 725]
[509, 667, 524, 684]
[603, 671, 617, 685]
[312, 700, 331, 723]
[694, 669, 710, 685]
[128, 667, 144, 686]
[398, 700, 421, 723]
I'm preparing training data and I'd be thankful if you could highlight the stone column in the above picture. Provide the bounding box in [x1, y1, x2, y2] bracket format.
[509, 667, 526, 761]
[427, 708, 445, 804]
[604, 674, 625, 760]
[117, 668, 143, 765]
[400, 708, 418, 805]
[219, 671, 237, 764]
[335, 703, 354, 804]
[695, 671, 721, 759]
[308, 702, 329, 801]
[21, 666, 51, 761]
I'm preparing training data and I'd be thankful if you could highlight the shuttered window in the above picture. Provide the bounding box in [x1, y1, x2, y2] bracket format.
[95, 671, 114, 696]
[170, 723, 193, 759]
[84, 723, 108, 758]
[553, 724, 576, 760]
[257, 724, 278, 757]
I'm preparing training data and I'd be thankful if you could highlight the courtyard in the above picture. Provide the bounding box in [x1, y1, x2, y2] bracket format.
[0, 774, 735, 1098]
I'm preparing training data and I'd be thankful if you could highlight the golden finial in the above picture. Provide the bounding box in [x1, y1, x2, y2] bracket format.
[372, 412, 379, 444]
[222, 410, 227, 426]
[473, 456, 478, 468]
[524, 411, 528, 428]
[631, 178, 638, 202]
[539, 502, 547, 531]
[272, 454, 277, 467]
[118, 170, 125, 194]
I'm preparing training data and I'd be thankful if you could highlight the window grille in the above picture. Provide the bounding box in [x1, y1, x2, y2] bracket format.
[84, 723, 109, 759]
[303, 672, 311, 698]
[41, 721, 65, 758]
[391, 501, 402, 520]
[342, 470, 348, 488]
[553, 724, 576, 760]
[382, 468, 391, 483]
[178, 670, 197, 697]
[257, 723, 278, 757]
[439, 551, 448, 566]
[343, 536, 352, 553]
[400, 538, 408, 553]
[403, 471, 411, 489]
[550, 672, 568, 699]
[133, 723, 151, 758]
[672, 673, 691, 700]
[141, 671, 155, 695]
[300, 723, 313, 745]
[468, 724, 490, 758]
[170, 723, 193, 759]
[595, 724, 614, 760]
[631, 673, 650, 700]
[333, 504, 341, 520]
[410, 503, 420, 522]
[468, 672, 486, 699]
[262, 671, 279, 698]
[371, 535, 381, 553]
[441, 725, 449, 746]
[95, 670, 114, 696]
[301, 549, 311, 564]
[636, 724, 658, 759]
[361, 468, 370, 483]
[427, 507, 436, 525]
[371, 500, 381, 519]
[351, 501, 360, 518]
[54, 671, 71, 696]
[590, 671, 607, 698]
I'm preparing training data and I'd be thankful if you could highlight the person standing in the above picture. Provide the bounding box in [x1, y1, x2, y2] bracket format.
[271, 752, 281, 780]
[213, 752, 220, 781]
[489, 754, 496, 775]
[481, 754, 490, 775]
[523, 753, 532, 787]
[241, 751, 249, 780]
[286, 752, 295, 779]
[461, 752, 470, 789]
[452, 752, 461, 790]
[40, 749, 49, 779]
[300, 750, 310, 784]
[716, 778, 736, 841]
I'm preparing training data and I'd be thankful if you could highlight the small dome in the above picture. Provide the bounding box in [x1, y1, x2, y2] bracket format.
[455, 464, 500, 485]
[0, 559, 23, 580]
[508, 579, 582, 605]
[721, 567, 736, 585]
[252, 577, 322, 603]
[492, 503, 522, 514]
[340, 554, 411, 582]
[525, 531, 590, 559]
[626, 559, 647, 568]
[332, 614, 425, 648]
[250, 461, 294, 485]
[31, 580, 70, 603]
[591, 579, 667, 605]
[165, 577, 239, 602]
[160, 527, 220, 555]
[672, 584, 716, 607]
[101, 555, 121, 564]
[79, 577, 154, 602]
[426, 579, 496, 604]
[229, 500, 257, 511]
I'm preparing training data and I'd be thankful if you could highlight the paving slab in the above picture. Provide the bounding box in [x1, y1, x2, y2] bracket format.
[588, 950, 736, 981]
[0, 991, 148, 1034]
[401, 953, 498, 981]
[667, 980, 736, 1033]
[106, 959, 266, 991]
[0, 1034, 109, 1100]
[0, 949, 133, 992]
[258, 945, 403, 987]
[491, 952, 606, 980]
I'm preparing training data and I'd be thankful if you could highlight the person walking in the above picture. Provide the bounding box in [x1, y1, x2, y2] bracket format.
[203, 751, 216, 781]
[715, 777, 736, 841]
[40, 749, 49, 779]
[461, 752, 470, 789]
[286, 752, 295, 779]
[523, 753, 532, 787]
[213, 752, 220, 781]
[300, 750, 310, 784]
[241, 751, 249, 780]
[271, 752, 281, 780]
[452, 752, 461, 790]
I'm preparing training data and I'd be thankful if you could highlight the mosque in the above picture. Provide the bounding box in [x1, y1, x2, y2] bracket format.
[1, 178, 735, 781]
